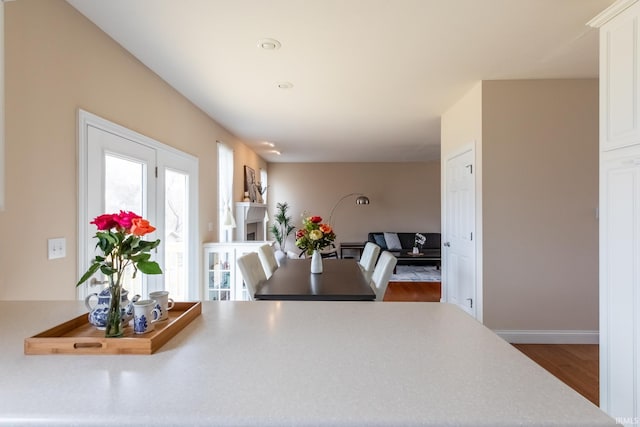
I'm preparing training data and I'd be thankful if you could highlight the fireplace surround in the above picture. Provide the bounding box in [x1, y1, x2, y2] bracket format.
[235, 202, 267, 241]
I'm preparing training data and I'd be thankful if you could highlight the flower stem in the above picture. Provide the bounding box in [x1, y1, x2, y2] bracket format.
[104, 271, 123, 338]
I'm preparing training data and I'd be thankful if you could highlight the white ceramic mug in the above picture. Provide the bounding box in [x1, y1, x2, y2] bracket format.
[132, 299, 161, 334]
[148, 290, 175, 321]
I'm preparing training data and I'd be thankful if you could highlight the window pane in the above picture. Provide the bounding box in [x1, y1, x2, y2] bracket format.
[260, 168, 268, 203]
[218, 143, 234, 242]
[105, 154, 143, 214]
[165, 169, 188, 301]
[104, 154, 144, 296]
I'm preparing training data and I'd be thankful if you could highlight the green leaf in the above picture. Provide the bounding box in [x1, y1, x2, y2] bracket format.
[136, 239, 161, 252]
[136, 260, 162, 275]
[129, 237, 141, 250]
[98, 231, 118, 246]
[100, 265, 117, 276]
[76, 262, 101, 286]
[130, 253, 151, 262]
[121, 235, 138, 252]
[97, 238, 109, 254]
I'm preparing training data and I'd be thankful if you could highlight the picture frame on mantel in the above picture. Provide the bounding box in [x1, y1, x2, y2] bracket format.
[244, 166, 257, 203]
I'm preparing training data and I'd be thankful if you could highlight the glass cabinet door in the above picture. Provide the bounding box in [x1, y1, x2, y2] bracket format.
[203, 242, 272, 301]
[207, 249, 232, 301]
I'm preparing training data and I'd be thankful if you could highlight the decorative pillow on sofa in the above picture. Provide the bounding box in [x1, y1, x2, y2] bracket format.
[383, 232, 402, 250]
[373, 234, 387, 250]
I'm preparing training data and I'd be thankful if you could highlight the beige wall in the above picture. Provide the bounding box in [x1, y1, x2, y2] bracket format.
[267, 162, 441, 252]
[0, 0, 263, 300]
[482, 79, 599, 331]
[441, 82, 483, 156]
[441, 79, 599, 332]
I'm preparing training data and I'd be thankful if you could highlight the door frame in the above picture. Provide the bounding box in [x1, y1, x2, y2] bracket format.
[77, 109, 199, 300]
[442, 141, 482, 322]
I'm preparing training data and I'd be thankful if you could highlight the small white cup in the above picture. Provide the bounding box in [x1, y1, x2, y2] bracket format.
[148, 291, 175, 321]
[133, 299, 161, 334]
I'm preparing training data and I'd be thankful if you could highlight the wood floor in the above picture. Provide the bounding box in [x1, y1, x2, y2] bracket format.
[514, 344, 599, 405]
[383, 281, 599, 406]
[384, 281, 441, 302]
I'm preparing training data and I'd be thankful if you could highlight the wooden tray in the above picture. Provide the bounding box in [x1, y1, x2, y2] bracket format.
[24, 301, 201, 355]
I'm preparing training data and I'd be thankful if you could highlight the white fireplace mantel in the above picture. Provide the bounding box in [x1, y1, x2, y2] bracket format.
[235, 202, 267, 241]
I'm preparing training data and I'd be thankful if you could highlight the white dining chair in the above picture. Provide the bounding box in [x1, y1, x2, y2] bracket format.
[237, 252, 267, 301]
[358, 242, 381, 282]
[370, 251, 398, 301]
[258, 244, 279, 279]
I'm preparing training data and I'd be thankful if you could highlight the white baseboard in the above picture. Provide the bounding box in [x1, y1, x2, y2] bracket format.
[494, 329, 599, 344]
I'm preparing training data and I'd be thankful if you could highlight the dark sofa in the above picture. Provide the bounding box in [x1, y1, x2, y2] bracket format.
[367, 232, 441, 268]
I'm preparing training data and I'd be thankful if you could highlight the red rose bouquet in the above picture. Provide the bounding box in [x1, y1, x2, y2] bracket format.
[77, 210, 162, 337]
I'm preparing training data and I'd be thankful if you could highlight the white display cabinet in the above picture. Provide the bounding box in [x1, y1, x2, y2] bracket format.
[203, 241, 273, 301]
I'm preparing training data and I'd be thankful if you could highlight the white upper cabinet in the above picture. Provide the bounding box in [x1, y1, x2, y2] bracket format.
[597, 1, 640, 151]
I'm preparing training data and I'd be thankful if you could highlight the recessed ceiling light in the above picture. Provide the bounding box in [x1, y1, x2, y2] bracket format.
[263, 142, 275, 147]
[277, 82, 293, 89]
[257, 38, 281, 50]
[270, 150, 282, 155]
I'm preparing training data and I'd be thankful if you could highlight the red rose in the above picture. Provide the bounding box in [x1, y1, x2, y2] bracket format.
[310, 216, 322, 223]
[296, 229, 305, 239]
[114, 210, 141, 229]
[90, 214, 118, 230]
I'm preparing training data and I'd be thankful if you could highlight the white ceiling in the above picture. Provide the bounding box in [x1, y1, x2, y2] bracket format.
[66, 0, 614, 163]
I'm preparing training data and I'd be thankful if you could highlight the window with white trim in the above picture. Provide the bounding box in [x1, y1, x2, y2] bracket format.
[218, 142, 234, 242]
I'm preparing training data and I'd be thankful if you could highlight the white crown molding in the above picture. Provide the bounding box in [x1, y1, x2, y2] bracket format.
[494, 329, 599, 344]
[588, 0, 638, 27]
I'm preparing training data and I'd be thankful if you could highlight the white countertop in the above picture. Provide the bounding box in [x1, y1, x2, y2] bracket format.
[0, 301, 616, 426]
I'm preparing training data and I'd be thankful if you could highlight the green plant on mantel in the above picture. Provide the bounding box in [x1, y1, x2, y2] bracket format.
[270, 202, 295, 252]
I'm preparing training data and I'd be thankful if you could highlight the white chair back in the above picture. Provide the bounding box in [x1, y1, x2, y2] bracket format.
[370, 251, 398, 301]
[237, 252, 267, 301]
[258, 244, 279, 278]
[358, 242, 381, 282]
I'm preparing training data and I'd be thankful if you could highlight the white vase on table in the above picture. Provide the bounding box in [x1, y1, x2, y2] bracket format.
[311, 250, 323, 274]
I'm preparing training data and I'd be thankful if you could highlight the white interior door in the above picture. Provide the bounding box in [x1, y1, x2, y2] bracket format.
[443, 146, 476, 317]
[78, 110, 199, 301]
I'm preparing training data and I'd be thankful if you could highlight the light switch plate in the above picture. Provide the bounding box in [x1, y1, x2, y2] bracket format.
[48, 237, 66, 260]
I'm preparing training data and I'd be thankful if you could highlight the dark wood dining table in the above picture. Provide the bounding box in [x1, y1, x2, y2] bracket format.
[254, 258, 376, 301]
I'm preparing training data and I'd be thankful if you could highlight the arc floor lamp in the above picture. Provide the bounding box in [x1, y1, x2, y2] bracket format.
[328, 193, 370, 226]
